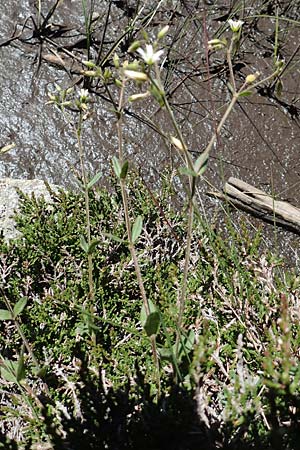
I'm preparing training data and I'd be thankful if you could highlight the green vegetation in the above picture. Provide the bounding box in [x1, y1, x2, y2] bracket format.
[1, 1, 300, 448]
[0, 179, 299, 449]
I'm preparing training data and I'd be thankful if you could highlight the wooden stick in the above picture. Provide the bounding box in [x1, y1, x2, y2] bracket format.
[207, 177, 300, 234]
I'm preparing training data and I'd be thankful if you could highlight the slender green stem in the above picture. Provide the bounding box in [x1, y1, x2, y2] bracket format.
[227, 37, 237, 92]
[76, 112, 96, 340]
[116, 78, 160, 395]
[153, 62, 196, 357]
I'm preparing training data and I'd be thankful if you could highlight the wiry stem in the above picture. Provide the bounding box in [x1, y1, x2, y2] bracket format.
[76, 112, 96, 341]
[153, 62, 195, 357]
[116, 78, 160, 395]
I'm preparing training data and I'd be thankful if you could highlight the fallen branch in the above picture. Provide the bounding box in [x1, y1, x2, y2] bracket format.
[208, 177, 300, 234]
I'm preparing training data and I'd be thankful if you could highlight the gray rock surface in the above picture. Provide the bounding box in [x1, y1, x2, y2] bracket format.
[0, 178, 59, 240]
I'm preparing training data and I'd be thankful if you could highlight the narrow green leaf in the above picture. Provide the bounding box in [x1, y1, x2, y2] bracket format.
[87, 239, 101, 255]
[158, 347, 172, 361]
[175, 329, 195, 360]
[13, 297, 27, 317]
[198, 159, 208, 176]
[1, 360, 18, 383]
[34, 365, 48, 378]
[179, 166, 198, 177]
[227, 82, 234, 94]
[131, 216, 143, 243]
[16, 348, 25, 382]
[120, 161, 129, 179]
[140, 299, 160, 337]
[87, 171, 102, 189]
[150, 84, 165, 107]
[140, 298, 156, 326]
[112, 156, 121, 178]
[238, 90, 253, 97]
[0, 309, 13, 321]
[183, 329, 195, 352]
[80, 235, 89, 253]
[103, 232, 126, 244]
[194, 152, 209, 175]
[1, 367, 16, 382]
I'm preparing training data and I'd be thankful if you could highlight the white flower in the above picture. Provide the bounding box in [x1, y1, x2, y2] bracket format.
[137, 44, 164, 65]
[228, 19, 244, 32]
[79, 89, 89, 101]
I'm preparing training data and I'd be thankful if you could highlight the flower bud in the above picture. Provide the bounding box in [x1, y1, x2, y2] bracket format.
[83, 70, 97, 77]
[128, 41, 141, 53]
[170, 136, 185, 151]
[245, 71, 260, 84]
[208, 38, 227, 51]
[126, 61, 141, 70]
[275, 59, 285, 70]
[157, 25, 169, 39]
[128, 92, 150, 102]
[123, 70, 148, 81]
[48, 93, 56, 101]
[113, 53, 119, 68]
[114, 79, 122, 87]
[82, 60, 96, 68]
[103, 68, 112, 80]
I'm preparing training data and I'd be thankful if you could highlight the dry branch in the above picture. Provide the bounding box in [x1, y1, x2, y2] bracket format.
[208, 177, 300, 234]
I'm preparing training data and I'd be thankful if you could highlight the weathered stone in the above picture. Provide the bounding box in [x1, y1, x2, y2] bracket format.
[0, 178, 59, 240]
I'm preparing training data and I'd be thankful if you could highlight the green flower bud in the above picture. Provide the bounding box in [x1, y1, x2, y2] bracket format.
[157, 25, 169, 40]
[128, 40, 141, 53]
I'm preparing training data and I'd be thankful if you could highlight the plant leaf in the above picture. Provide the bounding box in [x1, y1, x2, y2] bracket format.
[158, 347, 172, 361]
[87, 239, 101, 255]
[238, 90, 253, 97]
[183, 329, 195, 352]
[179, 166, 197, 177]
[140, 299, 160, 337]
[131, 216, 143, 243]
[13, 297, 27, 317]
[194, 152, 209, 175]
[34, 365, 48, 378]
[144, 312, 160, 337]
[103, 232, 126, 244]
[112, 156, 121, 178]
[87, 171, 102, 189]
[140, 298, 156, 325]
[176, 329, 195, 360]
[120, 161, 129, 179]
[1, 359, 18, 383]
[16, 348, 25, 382]
[0, 309, 13, 321]
[80, 235, 89, 253]
[198, 159, 208, 176]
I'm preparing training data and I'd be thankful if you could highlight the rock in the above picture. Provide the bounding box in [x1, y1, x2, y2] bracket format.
[0, 178, 59, 241]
